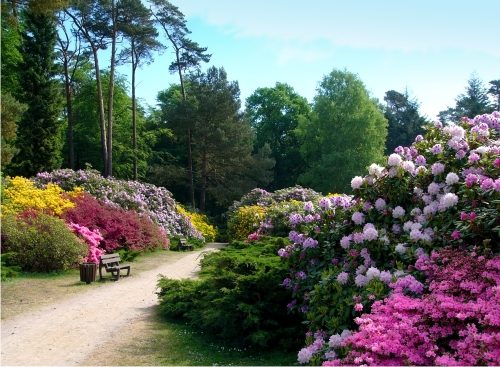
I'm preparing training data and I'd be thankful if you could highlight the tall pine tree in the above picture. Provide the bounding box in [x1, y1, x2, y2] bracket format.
[10, 6, 63, 177]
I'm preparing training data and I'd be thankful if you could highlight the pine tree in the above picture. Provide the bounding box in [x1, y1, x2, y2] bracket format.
[10, 7, 63, 177]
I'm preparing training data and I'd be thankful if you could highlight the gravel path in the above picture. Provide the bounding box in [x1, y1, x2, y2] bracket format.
[1, 244, 224, 366]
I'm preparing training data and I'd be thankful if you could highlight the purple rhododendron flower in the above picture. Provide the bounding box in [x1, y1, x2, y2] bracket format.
[430, 144, 443, 154]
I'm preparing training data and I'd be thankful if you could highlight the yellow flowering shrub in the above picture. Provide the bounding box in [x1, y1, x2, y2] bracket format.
[177, 205, 218, 242]
[227, 205, 266, 241]
[1, 176, 82, 216]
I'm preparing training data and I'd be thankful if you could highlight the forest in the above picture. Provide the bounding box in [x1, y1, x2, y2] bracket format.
[1, 0, 499, 217]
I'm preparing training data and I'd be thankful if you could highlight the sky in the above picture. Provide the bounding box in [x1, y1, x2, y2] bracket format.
[118, 0, 500, 120]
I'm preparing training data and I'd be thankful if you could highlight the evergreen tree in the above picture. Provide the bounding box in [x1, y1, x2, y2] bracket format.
[246, 82, 311, 190]
[1, 92, 26, 169]
[10, 6, 63, 177]
[439, 75, 493, 123]
[156, 68, 273, 212]
[488, 80, 500, 111]
[384, 90, 428, 154]
[297, 69, 387, 193]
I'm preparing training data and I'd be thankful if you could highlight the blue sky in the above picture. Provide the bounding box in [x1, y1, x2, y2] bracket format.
[119, 0, 500, 119]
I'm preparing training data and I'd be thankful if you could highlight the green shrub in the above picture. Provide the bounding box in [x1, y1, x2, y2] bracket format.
[157, 237, 305, 349]
[226, 205, 266, 240]
[1, 213, 87, 272]
[1, 253, 21, 280]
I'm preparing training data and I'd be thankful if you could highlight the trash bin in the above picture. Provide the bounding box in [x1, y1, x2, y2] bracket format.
[79, 263, 97, 284]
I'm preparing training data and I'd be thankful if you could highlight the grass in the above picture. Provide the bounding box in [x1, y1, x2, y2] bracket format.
[83, 310, 297, 366]
[1, 248, 185, 320]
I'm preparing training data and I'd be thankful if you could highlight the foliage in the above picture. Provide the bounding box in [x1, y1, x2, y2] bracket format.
[325, 249, 499, 366]
[1, 212, 87, 272]
[156, 67, 274, 212]
[157, 237, 305, 349]
[176, 205, 217, 242]
[1, 2, 23, 96]
[246, 82, 311, 189]
[0, 92, 26, 169]
[227, 205, 266, 241]
[439, 75, 493, 123]
[63, 193, 170, 253]
[1, 176, 80, 216]
[1, 253, 22, 280]
[278, 111, 499, 365]
[227, 186, 324, 240]
[489, 79, 500, 111]
[383, 89, 428, 154]
[9, 6, 63, 177]
[71, 73, 152, 178]
[34, 168, 203, 239]
[297, 69, 387, 193]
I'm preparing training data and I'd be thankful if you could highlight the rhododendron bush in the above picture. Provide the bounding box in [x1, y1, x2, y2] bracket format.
[34, 169, 203, 240]
[227, 186, 323, 240]
[63, 193, 170, 253]
[277, 112, 500, 365]
[322, 248, 500, 366]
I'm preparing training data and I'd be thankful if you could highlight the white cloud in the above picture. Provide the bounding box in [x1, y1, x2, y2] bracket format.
[175, 0, 500, 56]
[276, 45, 332, 65]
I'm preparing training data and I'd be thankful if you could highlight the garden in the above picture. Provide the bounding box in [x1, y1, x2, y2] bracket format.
[1, 112, 499, 365]
[157, 111, 499, 365]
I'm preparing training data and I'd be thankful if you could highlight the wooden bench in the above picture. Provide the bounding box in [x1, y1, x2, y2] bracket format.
[179, 238, 193, 251]
[99, 253, 131, 281]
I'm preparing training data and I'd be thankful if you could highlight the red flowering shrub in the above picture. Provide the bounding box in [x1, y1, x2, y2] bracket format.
[324, 248, 500, 366]
[63, 193, 169, 253]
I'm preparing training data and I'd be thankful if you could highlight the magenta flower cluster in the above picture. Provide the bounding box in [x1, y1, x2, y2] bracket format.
[67, 222, 104, 264]
[324, 248, 500, 366]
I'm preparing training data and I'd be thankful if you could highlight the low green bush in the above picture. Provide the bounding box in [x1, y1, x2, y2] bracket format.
[1, 212, 87, 272]
[1, 253, 21, 280]
[157, 237, 305, 349]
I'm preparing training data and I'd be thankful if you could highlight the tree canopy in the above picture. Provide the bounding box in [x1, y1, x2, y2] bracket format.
[297, 69, 387, 193]
[246, 82, 311, 190]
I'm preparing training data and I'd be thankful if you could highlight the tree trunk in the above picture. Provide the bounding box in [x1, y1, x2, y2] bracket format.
[106, 0, 117, 177]
[62, 57, 74, 169]
[131, 41, 138, 180]
[177, 52, 195, 209]
[92, 46, 108, 175]
[199, 150, 207, 212]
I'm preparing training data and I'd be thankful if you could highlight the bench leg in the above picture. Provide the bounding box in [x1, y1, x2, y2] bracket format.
[115, 268, 120, 281]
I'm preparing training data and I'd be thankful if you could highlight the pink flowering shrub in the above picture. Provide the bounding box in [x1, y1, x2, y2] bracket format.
[67, 222, 104, 264]
[276, 112, 500, 365]
[63, 193, 170, 253]
[324, 248, 500, 366]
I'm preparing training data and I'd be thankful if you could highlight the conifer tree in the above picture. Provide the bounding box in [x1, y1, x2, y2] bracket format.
[10, 6, 63, 177]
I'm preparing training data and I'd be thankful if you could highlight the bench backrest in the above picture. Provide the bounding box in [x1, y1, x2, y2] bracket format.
[179, 238, 187, 245]
[100, 253, 121, 268]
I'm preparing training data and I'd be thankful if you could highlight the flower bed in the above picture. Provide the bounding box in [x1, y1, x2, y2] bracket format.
[277, 112, 500, 365]
[34, 169, 203, 240]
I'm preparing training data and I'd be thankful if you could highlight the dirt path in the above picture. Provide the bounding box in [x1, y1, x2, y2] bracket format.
[1, 244, 224, 366]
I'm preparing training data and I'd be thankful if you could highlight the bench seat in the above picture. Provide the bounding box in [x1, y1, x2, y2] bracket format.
[99, 253, 131, 281]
